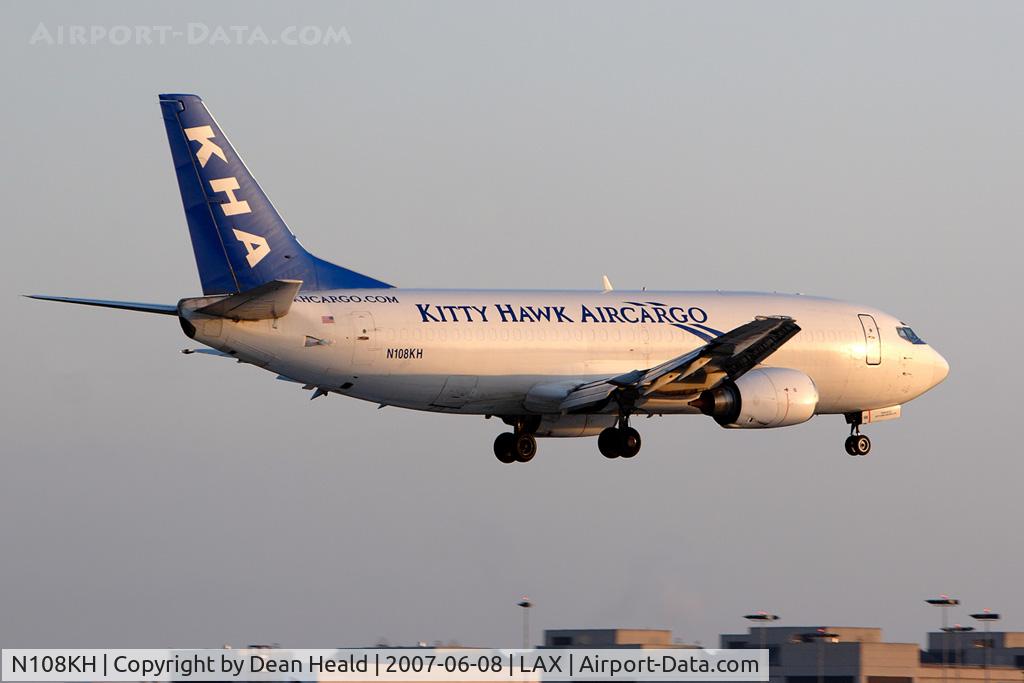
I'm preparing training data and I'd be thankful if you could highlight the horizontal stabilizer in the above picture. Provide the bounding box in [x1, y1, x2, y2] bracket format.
[25, 295, 177, 315]
[193, 279, 302, 320]
[181, 348, 233, 357]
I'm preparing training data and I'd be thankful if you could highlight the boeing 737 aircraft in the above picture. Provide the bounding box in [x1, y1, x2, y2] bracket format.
[29, 94, 949, 463]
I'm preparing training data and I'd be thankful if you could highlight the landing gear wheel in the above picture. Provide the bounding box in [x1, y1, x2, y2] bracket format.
[844, 434, 871, 456]
[619, 427, 641, 458]
[513, 433, 537, 462]
[493, 432, 516, 464]
[598, 427, 622, 459]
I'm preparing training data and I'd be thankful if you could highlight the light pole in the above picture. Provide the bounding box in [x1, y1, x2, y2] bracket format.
[927, 595, 960, 683]
[941, 624, 974, 683]
[744, 612, 780, 655]
[970, 608, 1001, 683]
[517, 597, 533, 649]
[802, 629, 837, 683]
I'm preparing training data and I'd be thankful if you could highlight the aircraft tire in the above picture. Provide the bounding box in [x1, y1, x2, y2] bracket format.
[514, 433, 537, 462]
[598, 427, 622, 459]
[494, 432, 517, 463]
[619, 427, 641, 458]
[844, 434, 871, 456]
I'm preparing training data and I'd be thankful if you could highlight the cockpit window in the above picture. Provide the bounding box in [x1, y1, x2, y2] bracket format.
[897, 326, 926, 344]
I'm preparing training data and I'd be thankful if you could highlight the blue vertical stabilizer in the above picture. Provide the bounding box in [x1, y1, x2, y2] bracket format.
[159, 93, 392, 294]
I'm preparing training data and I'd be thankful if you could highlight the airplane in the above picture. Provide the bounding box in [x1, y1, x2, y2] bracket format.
[28, 94, 949, 463]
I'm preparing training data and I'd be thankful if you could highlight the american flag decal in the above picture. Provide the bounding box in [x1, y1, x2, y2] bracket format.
[322, 315, 335, 324]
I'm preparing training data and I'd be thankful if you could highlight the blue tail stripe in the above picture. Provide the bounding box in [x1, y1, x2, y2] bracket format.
[159, 94, 392, 294]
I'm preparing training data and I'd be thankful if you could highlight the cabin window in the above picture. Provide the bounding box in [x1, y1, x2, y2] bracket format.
[897, 326, 926, 344]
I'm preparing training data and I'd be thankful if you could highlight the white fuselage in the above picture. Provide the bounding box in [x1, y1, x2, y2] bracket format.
[182, 289, 949, 424]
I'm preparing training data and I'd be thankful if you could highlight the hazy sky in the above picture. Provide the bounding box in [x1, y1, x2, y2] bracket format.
[2, 0, 1023, 649]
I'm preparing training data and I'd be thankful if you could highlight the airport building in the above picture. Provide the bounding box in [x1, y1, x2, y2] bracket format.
[923, 630, 1024, 669]
[544, 628, 697, 649]
[542, 626, 1024, 683]
[298, 625, 1024, 683]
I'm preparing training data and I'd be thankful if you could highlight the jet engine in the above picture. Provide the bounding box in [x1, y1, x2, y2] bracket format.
[691, 368, 819, 429]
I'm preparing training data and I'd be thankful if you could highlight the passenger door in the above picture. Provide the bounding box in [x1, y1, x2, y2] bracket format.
[858, 314, 881, 365]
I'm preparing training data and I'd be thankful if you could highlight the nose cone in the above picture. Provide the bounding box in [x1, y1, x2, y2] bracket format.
[931, 348, 950, 386]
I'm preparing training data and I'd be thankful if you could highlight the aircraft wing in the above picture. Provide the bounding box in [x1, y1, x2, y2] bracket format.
[560, 316, 801, 413]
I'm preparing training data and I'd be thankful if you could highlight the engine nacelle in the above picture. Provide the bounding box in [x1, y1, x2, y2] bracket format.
[692, 368, 819, 429]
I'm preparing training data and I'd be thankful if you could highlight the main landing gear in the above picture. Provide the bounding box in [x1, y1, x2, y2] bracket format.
[492, 413, 645, 463]
[493, 431, 537, 464]
[493, 416, 540, 464]
[598, 415, 642, 460]
[844, 414, 871, 456]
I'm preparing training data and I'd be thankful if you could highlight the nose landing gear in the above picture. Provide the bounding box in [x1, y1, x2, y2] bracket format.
[844, 414, 871, 456]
